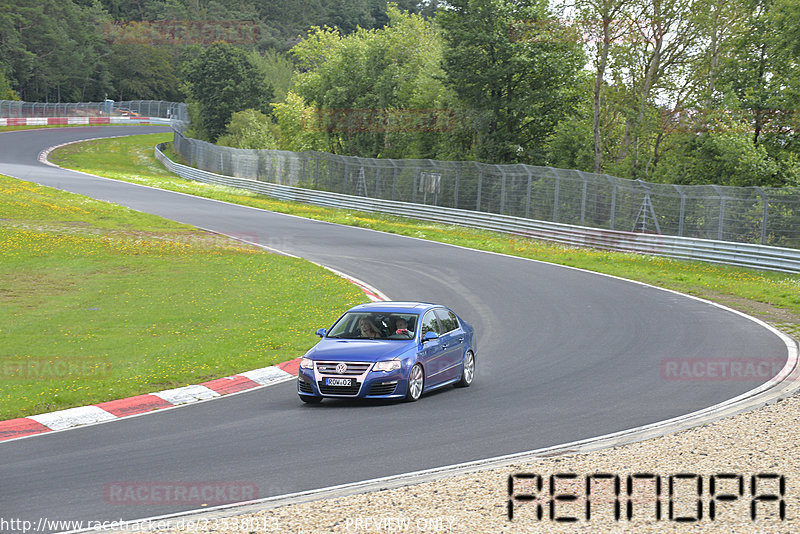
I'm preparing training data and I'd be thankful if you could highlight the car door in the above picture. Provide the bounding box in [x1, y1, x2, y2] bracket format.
[434, 308, 464, 381]
[418, 310, 447, 386]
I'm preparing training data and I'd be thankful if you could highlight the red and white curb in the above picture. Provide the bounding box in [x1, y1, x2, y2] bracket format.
[0, 116, 171, 126]
[0, 360, 300, 442]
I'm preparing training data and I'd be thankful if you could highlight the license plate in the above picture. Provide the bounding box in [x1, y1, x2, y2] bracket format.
[325, 377, 353, 387]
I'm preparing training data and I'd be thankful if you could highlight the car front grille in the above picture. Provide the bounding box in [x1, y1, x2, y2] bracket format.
[368, 381, 398, 396]
[318, 380, 361, 396]
[316, 361, 371, 375]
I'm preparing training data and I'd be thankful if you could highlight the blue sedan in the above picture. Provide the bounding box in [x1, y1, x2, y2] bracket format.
[297, 302, 476, 403]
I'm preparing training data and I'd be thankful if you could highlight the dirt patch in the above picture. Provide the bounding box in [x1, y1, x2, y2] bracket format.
[0, 271, 78, 305]
[1, 220, 262, 252]
[693, 288, 800, 340]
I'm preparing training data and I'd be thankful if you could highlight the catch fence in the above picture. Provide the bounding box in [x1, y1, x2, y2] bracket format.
[0, 100, 187, 121]
[172, 129, 800, 248]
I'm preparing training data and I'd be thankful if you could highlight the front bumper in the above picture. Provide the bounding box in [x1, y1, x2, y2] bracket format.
[297, 362, 408, 399]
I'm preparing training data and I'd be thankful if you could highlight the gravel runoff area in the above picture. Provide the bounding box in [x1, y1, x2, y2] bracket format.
[118, 328, 799, 534]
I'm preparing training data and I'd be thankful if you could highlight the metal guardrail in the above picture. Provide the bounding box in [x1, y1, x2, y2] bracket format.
[155, 143, 800, 273]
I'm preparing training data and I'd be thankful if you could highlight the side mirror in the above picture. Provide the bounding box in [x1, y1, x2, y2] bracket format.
[422, 331, 439, 343]
[315, 328, 327, 338]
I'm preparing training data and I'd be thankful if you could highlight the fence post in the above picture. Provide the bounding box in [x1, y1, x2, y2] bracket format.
[475, 163, 483, 211]
[525, 166, 533, 219]
[606, 175, 617, 230]
[343, 157, 350, 195]
[499, 166, 507, 215]
[755, 187, 768, 245]
[412, 165, 418, 204]
[672, 184, 686, 237]
[452, 162, 460, 209]
[315, 152, 320, 188]
[712, 185, 725, 240]
[329, 155, 334, 191]
[390, 159, 398, 201]
[430, 160, 440, 206]
[548, 167, 560, 223]
[578, 171, 588, 226]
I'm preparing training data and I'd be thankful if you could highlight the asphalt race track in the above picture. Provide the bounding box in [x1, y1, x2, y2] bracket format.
[0, 126, 790, 531]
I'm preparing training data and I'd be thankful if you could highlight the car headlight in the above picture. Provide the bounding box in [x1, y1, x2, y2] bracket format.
[373, 360, 401, 372]
[300, 357, 314, 369]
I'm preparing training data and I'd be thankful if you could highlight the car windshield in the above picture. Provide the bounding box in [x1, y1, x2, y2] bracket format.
[327, 312, 419, 340]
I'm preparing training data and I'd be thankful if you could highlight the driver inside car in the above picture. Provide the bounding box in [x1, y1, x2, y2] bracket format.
[393, 316, 414, 338]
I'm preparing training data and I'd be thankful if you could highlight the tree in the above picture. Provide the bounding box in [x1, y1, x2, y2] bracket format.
[707, 0, 800, 185]
[653, 131, 779, 186]
[0, 69, 19, 100]
[108, 43, 182, 101]
[0, 0, 112, 101]
[181, 43, 274, 141]
[217, 109, 279, 149]
[289, 6, 455, 159]
[247, 49, 294, 103]
[437, 0, 585, 164]
[607, 0, 702, 179]
[272, 92, 328, 151]
[570, 0, 635, 173]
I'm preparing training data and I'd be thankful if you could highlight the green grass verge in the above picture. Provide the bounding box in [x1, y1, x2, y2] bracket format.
[50, 134, 800, 323]
[0, 173, 367, 420]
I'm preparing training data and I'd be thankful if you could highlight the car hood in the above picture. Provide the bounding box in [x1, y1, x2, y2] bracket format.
[307, 339, 414, 362]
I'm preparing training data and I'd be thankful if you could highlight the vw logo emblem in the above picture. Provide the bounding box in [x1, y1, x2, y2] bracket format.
[336, 363, 347, 374]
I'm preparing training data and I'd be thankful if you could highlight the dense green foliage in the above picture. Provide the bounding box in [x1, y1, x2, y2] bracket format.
[543, 0, 800, 186]
[0, 0, 426, 102]
[279, 7, 456, 159]
[0, 0, 111, 101]
[438, 0, 585, 163]
[217, 109, 279, 149]
[0, 69, 17, 100]
[182, 43, 273, 141]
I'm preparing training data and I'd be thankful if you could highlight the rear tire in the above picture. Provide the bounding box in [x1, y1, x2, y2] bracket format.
[455, 351, 475, 388]
[405, 363, 424, 402]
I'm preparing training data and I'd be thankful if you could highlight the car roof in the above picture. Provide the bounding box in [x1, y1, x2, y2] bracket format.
[348, 301, 440, 314]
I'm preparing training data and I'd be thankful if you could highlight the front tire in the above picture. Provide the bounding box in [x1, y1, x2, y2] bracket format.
[405, 363, 424, 402]
[299, 395, 322, 404]
[455, 351, 475, 388]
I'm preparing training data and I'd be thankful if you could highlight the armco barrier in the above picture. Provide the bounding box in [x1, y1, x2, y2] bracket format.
[155, 143, 800, 273]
